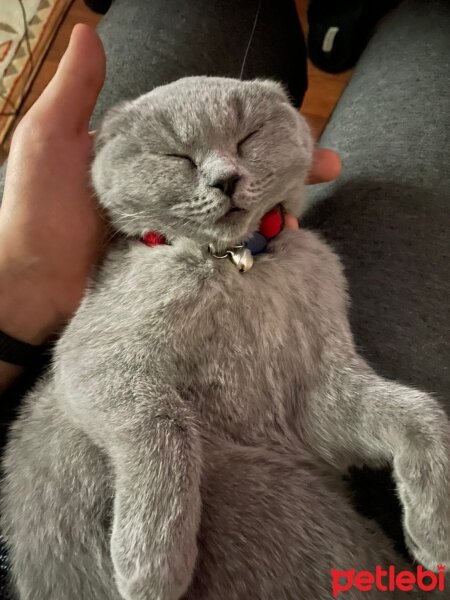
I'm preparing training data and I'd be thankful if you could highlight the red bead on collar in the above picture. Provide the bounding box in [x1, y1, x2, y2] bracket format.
[259, 206, 284, 240]
[141, 231, 167, 246]
[141, 205, 284, 247]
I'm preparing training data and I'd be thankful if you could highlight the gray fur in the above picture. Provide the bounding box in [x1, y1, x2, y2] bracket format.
[1, 77, 449, 600]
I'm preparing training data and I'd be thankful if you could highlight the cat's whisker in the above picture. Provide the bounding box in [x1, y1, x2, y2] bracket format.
[114, 209, 148, 219]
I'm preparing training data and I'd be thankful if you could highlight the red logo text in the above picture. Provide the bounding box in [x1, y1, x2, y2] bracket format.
[330, 565, 446, 596]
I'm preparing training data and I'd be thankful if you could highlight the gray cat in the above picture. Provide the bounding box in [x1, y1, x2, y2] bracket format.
[1, 77, 449, 600]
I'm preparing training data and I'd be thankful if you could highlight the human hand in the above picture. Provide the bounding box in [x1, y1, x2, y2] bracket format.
[284, 148, 341, 230]
[0, 25, 106, 344]
[0, 21, 339, 345]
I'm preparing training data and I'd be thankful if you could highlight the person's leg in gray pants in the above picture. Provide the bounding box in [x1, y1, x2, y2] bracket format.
[307, 0, 449, 403]
[304, 0, 449, 550]
[91, 0, 307, 126]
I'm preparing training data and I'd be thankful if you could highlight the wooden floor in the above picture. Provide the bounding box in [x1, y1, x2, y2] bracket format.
[295, 0, 352, 138]
[0, 0, 352, 158]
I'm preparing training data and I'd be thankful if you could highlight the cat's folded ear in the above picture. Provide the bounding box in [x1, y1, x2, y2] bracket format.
[256, 80, 292, 104]
[95, 101, 134, 151]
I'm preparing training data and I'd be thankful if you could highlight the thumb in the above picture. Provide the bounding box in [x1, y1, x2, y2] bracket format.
[28, 24, 105, 135]
[307, 148, 342, 185]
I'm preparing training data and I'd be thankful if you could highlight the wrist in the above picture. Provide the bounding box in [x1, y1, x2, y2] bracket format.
[0, 249, 61, 345]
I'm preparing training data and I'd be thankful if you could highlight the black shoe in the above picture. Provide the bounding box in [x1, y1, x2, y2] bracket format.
[307, 0, 400, 73]
[84, 0, 112, 14]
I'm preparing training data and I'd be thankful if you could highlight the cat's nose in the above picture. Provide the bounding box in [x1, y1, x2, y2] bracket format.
[213, 174, 240, 197]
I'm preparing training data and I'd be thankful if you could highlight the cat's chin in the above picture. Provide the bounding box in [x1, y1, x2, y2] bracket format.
[216, 208, 248, 226]
[210, 211, 256, 243]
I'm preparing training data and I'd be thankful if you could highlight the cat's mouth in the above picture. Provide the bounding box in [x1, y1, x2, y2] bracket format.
[216, 202, 247, 224]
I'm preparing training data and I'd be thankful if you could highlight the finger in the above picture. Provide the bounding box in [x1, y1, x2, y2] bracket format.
[29, 25, 106, 134]
[307, 148, 342, 185]
[284, 212, 299, 230]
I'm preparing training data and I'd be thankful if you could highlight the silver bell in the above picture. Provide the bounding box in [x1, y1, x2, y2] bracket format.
[228, 247, 254, 272]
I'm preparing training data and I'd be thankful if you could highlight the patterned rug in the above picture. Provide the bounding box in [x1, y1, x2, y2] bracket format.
[0, 0, 72, 146]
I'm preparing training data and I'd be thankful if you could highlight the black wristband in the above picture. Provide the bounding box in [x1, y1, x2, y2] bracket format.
[0, 330, 46, 367]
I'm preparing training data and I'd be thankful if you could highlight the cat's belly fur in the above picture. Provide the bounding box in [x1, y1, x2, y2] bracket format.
[55, 228, 351, 447]
[4, 228, 412, 600]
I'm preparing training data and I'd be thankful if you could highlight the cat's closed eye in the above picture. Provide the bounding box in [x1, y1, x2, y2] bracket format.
[166, 153, 197, 167]
[237, 129, 260, 155]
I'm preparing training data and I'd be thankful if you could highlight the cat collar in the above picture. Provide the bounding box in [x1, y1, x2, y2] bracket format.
[141, 205, 285, 273]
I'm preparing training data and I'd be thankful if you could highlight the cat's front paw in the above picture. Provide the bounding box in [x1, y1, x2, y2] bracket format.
[395, 444, 450, 571]
[111, 532, 194, 600]
[402, 501, 450, 571]
[114, 569, 186, 600]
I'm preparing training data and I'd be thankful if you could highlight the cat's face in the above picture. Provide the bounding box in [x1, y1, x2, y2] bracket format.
[92, 77, 313, 247]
